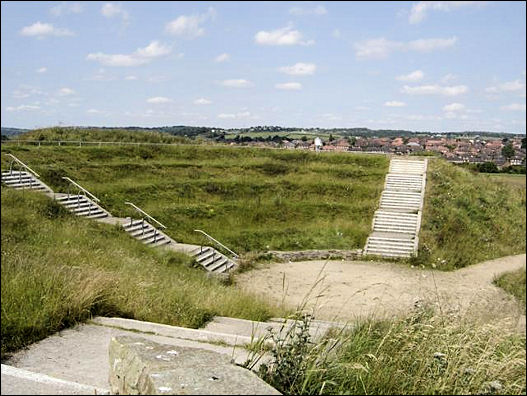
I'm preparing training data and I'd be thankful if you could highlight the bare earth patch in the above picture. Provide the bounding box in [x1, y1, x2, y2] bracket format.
[236, 254, 526, 330]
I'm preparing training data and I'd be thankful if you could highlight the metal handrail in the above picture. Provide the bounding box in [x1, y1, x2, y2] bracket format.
[124, 201, 166, 229]
[5, 153, 40, 177]
[194, 229, 239, 259]
[62, 177, 100, 202]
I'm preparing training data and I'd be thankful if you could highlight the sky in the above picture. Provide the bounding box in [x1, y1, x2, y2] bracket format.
[1, 1, 526, 132]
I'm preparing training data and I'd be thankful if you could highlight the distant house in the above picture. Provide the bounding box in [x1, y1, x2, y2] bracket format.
[314, 137, 323, 152]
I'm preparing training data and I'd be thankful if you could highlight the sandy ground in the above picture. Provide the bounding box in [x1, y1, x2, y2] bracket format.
[236, 254, 526, 329]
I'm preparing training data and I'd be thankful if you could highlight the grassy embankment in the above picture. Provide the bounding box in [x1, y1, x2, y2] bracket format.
[1, 144, 388, 253]
[494, 269, 526, 312]
[0, 189, 286, 358]
[414, 158, 525, 270]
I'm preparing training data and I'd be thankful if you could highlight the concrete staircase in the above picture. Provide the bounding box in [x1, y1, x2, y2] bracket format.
[363, 158, 428, 258]
[191, 246, 236, 273]
[54, 193, 110, 220]
[1, 170, 53, 193]
[122, 218, 172, 247]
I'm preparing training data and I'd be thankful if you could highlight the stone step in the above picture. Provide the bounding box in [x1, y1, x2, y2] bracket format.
[372, 227, 415, 234]
[123, 222, 152, 233]
[381, 197, 421, 203]
[62, 200, 92, 209]
[364, 250, 412, 258]
[2, 175, 35, 183]
[196, 250, 215, 262]
[208, 258, 229, 272]
[128, 227, 156, 238]
[141, 234, 166, 245]
[375, 212, 418, 220]
[135, 230, 160, 241]
[365, 243, 415, 252]
[5, 181, 42, 188]
[375, 210, 418, 218]
[374, 218, 417, 226]
[70, 205, 99, 214]
[85, 212, 109, 220]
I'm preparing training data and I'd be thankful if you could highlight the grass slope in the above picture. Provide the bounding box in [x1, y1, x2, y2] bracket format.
[1, 189, 285, 358]
[415, 159, 526, 269]
[1, 145, 388, 252]
[494, 269, 526, 312]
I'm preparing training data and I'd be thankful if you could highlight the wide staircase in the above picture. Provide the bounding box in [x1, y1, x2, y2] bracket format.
[363, 158, 428, 258]
[1, 153, 238, 274]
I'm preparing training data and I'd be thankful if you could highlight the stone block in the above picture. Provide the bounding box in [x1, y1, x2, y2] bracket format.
[109, 336, 280, 395]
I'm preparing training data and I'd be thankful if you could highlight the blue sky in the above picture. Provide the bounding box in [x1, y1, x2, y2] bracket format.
[1, 1, 526, 132]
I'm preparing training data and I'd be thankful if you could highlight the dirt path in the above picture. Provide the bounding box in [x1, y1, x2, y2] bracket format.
[236, 254, 526, 329]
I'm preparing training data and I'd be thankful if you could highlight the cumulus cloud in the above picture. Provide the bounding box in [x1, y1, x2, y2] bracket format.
[396, 70, 424, 82]
[275, 82, 302, 90]
[146, 96, 172, 104]
[86, 40, 171, 67]
[214, 53, 230, 63]
[220, 79, 253, 88]
[36, 67, 47, 73]
[165, 7, 216, 38]
[500, 103, 526, 111]
[278, 62, 316, 76]
[384, 101, 406, 107]
[20, 22, 74, 37]
[401, 84, 468, 96]
[217, 111, 252, 119]
[354, 37, 456, 59]
[443, 102, 465, 112]
[485, 79, 526, 93]
[289, 5, 327, 16]
[409, 1, 489, 24]
[101, 3, 129, 26]
[255, 26, 314, 46]
[194, 98, 212, 105]
[50, 2, 83, 16]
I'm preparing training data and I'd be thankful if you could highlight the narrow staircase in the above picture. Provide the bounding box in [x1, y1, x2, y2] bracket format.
[363, 158, 427, 258]
[190, 246, 236, 273]
[55, 193, 109, 219]
[122, 218, 172, 247]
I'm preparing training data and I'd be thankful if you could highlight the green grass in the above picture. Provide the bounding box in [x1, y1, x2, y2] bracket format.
[0, 189, 286, 358]
[494, 269, 526, 311]
[414, 158, 526, 270]
[247, 310, 526, 395]
[1, 144, 389, 253]
[484, 173, 526, 187]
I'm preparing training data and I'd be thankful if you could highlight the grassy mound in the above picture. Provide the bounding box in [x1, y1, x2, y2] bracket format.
[1, 189, 285, 358]
[494, 269, 526, 311]
[1, 145, 389, 252]
[415, 159, 526, 269]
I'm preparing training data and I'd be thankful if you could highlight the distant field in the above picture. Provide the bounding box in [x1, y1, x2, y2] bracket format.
[1, 145, 388, 253]
[484, 173, 526, 187]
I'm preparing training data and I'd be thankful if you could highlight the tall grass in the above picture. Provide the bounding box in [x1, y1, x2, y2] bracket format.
[246, 308, 526, 395]
[1, 189, 286, 358]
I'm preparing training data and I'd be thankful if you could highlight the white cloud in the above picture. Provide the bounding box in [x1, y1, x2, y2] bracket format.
[217, 111, 252, 119]
[165, 7, 216, 38]
[255, 26, 314, 46]
[20, 22, 74, 37]
[275, 82, 302, 91]
[440, 73, 457, 83]
[332, 29, 341, 39]
[401, 84, 468, 96]
[58, 87, 75, 96]
[124, 75, 137, 80]
[12, 85, 44, 99]
[86, 40, 171, 67]
[289, 5, 327, 16]
[146, 96, 172, 104]
[86, 108, 103, 114]
[396, 70, 424, 82]
[6, 105, 41, 112]
[409, 1, 489, 24]
[101, 3, 129, 26]
[220, 79, 253, 88]
[50, 2, 83, 16]
[485, 79, 526, 93]
[500, 103, 526, 111]
[443, 103, 465, 112]
[134, 41, 171, 58]
[354, 106, 370, 111]
[384, 101, 406, 107]
[278, 62, 316, 76]
[354, 37, 456, 59]
[36, 67, 47, 73]
[214, 53, 230, 63]
[194, 98, 212, 105]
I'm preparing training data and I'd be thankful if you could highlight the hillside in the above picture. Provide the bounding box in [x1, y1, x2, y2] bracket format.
[0, 189, 284, 357]
[0, 144, 389, 252]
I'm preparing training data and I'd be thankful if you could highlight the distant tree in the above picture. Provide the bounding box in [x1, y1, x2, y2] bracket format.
[477, 162, 499, 173]
[502, 143, 515, 160]
[329, 134, 334, 142]
[301, 135, 307, 142]
[347, 136, 357, 146]
[403, 137, 409, 144]
[522, 137, 526, 149]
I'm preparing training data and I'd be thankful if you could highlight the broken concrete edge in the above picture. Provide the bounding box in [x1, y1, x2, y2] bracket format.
[109, 336, 281, 395]
[1, 364, 110, 395]
[89, 316, 274, 350]
[266, 249, 363, 262]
